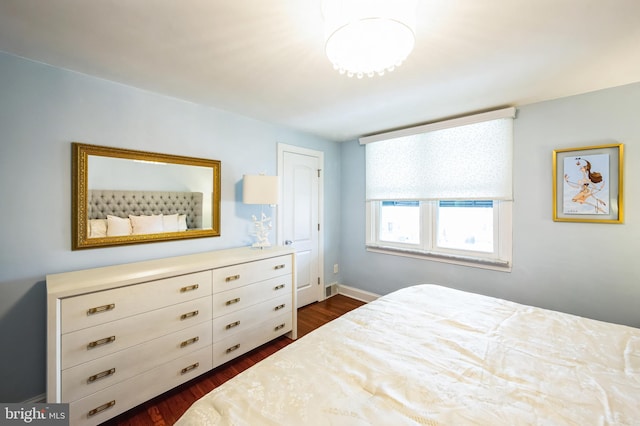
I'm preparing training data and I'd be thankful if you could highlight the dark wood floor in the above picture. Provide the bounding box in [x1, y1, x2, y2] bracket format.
[102, 294, 365, 426]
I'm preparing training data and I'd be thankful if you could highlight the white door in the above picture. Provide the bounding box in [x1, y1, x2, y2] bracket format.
[278, 144, 323, 308]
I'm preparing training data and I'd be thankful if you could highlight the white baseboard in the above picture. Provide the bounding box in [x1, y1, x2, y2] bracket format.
[336, 284, 380, 303]
[22, 393, 46, 404]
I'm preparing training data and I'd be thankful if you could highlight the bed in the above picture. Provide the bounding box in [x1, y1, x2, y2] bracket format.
[176, 284, 640, 425]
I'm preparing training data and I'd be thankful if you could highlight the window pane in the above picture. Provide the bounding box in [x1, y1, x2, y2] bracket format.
[379, 201, 420, 244]
[436, 201, 493, 252]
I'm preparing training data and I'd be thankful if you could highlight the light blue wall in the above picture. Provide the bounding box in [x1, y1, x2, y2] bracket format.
[2, 49, 639, 403]
[341, 82, 640, 328]
[0, 52, 341, 402]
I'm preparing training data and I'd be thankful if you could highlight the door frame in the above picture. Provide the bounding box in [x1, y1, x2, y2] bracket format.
[277, 143, 325, 303]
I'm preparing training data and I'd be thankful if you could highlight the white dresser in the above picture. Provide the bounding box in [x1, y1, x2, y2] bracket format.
[46, 246, 296, 426]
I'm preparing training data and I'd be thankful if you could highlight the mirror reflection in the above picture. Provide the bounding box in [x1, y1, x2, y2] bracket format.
[72, 143, 221, 249]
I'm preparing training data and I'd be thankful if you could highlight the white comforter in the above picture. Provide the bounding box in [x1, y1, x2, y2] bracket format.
[177, 285, 640, 425]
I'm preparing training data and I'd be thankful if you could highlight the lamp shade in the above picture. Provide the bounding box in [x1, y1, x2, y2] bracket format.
[243, 175, 279, 205]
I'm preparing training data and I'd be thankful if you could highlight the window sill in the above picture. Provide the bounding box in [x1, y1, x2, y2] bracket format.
[365, 244, 512, 272]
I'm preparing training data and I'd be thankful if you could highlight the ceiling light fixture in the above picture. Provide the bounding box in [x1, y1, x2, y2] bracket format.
[322, 0, 417, 78]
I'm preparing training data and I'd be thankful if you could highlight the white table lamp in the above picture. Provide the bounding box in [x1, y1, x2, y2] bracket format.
[243, 174, 279, 248]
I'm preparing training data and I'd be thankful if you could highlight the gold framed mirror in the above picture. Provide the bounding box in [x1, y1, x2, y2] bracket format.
[72, 142, 221, 249]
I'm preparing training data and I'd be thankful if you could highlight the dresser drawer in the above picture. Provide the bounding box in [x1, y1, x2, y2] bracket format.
[212, 255, 292, 293]
[62, 296, 212, 369]
[61, 270, 212, 334]
[211, 275, 291, 318]
[212, 312, 292, 368]
[68, 346, 212, 426]
[61, 320, 212, 402]
[211, 293, 291, 342]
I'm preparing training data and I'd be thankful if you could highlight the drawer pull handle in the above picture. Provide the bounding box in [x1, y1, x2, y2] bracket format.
[226, 344, 240, 353]
[226, 298, 240, 305]
[180, 336, 200, 348]
[87, 400, 115, 417]
[225, 274, 240, 282]
[274, 264, 286, 270]
[274, 284, 285, 290]
[180, 284, 199, 293]
[87, 336, 116, 349]
[274, 304, 286, 311]
[87, 303, 115, 315]
[180, 310, 199, 320]
[274, 323, 286, 331]
[181, 362, 200, 375]
[226, 320, 241, 329]
[87, 368, 116, 383]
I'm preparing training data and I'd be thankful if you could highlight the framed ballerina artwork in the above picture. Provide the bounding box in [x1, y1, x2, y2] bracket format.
[552, 143, 624, 223]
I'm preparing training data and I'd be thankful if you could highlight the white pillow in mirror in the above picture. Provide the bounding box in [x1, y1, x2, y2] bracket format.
[107, 215, 133, 236]
[163, 214, 180, 232]
[178, 214, 187, 231]
[129, 214, 164, 235]
[88, 219, 107, 238]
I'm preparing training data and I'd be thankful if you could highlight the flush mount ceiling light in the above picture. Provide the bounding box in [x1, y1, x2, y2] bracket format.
[322, 0, 417, 78]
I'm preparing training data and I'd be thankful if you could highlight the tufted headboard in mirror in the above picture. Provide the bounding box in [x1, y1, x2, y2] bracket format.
[88, 190, 204, 229]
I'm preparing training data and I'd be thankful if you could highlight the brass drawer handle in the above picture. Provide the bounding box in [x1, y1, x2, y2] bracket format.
[180, 336, 200, 348]
[87, 303, 115, 316]
[226, 320, 240, 329]
[274, 284, 285, 290]
[180, 310, 199, 320]
[180, 284, 199, 292]
[226, 343, 240, 353]
[87, 400, 115, 417]
[87, 368, 116, 383]
[87, 336, 116, 349]
[226, 297, 240, 305]
[225, 274, 240, 282]
[181, 362, 200, 375]
[274, 264, 286, 270]
[274, 304, 286, 311]
[274, 323, 286, 331]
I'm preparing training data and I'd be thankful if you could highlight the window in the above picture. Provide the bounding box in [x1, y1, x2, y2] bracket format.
[361, 108, 515, 270]
[379, 201, 420, 244]
[368, 199, 512, 268]
[436, 200, 494, 253]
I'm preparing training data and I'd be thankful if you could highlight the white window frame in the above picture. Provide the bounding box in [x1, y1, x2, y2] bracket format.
[366, 200, 512, 271]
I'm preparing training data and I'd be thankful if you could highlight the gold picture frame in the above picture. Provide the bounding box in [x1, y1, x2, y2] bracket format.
[72, 142, 222, 249]
[552, 143, 623, 223]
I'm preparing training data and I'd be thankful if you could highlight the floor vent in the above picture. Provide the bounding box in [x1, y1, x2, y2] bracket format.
[325, 283, 338, 298]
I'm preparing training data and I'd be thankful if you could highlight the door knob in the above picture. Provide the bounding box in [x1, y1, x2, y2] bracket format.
[284, 240, 293, 246]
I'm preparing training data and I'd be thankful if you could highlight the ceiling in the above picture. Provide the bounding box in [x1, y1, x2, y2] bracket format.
[1, 0, 639, 142]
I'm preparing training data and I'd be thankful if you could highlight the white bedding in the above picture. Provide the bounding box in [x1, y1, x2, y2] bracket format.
[177, 285, 640, 425]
